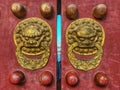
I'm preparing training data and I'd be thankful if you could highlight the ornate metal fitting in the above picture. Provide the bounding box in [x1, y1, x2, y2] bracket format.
[11, 3, 26, 19]
[13, 17, 52, 70]
[66, 18, 105, 71]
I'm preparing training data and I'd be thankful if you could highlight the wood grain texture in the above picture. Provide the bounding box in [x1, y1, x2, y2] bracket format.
[0, 0, 56, 90]
[62, 0, 120, 90]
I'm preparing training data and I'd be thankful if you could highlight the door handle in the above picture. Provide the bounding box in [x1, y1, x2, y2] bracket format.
[66, 18, 105, 71]
[13, 17, 52, 70]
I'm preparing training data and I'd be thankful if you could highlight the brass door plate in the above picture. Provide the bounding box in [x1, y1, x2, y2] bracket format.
[66, 18, 105, 71]
[14, 17, 52, 70]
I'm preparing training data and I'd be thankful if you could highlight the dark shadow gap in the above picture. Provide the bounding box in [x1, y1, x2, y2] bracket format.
[57, 0, 61, 90]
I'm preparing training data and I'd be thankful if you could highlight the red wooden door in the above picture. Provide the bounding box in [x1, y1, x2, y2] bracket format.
[0, 0, 56, 90]
[62, 0, 120, 90]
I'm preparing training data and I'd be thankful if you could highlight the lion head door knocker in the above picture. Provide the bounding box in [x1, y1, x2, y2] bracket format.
[13, 17, 52, 70]
[66, 18, 105, 71]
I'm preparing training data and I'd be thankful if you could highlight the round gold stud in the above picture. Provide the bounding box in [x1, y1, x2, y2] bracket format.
[93, 4, 107, 19]
[66, 4, 78, 20]
[40, 2, 54, 19]
[11, 3, 26, 19]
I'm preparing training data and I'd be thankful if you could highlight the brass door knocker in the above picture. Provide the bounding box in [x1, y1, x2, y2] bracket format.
[13, 17, 52, 70]
[66, 18, 105, 71]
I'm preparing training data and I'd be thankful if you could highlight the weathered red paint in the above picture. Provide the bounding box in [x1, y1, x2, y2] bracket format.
[62, 0, 120, 90]
[0, 0, 56, 90]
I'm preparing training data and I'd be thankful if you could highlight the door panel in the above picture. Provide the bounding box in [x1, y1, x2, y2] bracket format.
[62, 0, 120, 90]
[0, 0, 56, 90]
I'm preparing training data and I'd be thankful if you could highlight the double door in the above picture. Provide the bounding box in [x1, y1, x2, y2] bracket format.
[0, 0, 120, 90]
